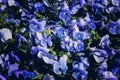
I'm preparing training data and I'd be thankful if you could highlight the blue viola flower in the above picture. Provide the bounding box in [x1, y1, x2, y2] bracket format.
[97, 62, 117, 80]
[64, 19, 77, 26]
[0, 28, 12, 43]
[106, 7, 115, 14]
[29, 19, 46, 32]
[86, 20, 96, 30]
[20, 9, 35, 21]
[72, 31, 90, 41]
[108, 21, 120, 35]
[73, 41, 84, 52]
[77, 18, 86, 30]
[0, 53, 19, 69]
[59, 9, 71, 22]
[30, 32, 52, 46]
[53, 55, 68, 74]
[4, 51, 20, 65]
[31, 46, 40, 58]
[54, 26, 68, 40]
[0, 52, 20, 77]
[38, 51, 57, 65]
[61, 36, 84, 53]
[72, 57, 89, 80]
[72, 63, 88, 80]
[40, 34, 53, 47]
[99, 35, 110, 49]
[97, 61, 108, 79]
[61, 36, 75, 52]
[31, 45, 57, 64]
[73, 57, 89, 69]
[31, 45, 49, 56]
[35, 2, 45, 13]
[84, 14, 96, 30]
[15, 34, 27, 48]
[77, 14, 96, 30]
[90, 47, 108, 63]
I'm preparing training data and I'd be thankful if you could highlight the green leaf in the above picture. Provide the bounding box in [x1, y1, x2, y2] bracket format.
[36, 13, 45, 19]
[67, 58, 73, 64]
[19, 48, 27, 53]
[84, 6, 88, 11]
[90, 30, 100, 40]
[32, 74, 43, 80]
[0, 13, 8, 22]
[45, 27, 53, 36]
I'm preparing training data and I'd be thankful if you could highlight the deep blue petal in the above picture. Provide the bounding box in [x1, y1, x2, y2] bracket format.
[109, 27, 117, 35]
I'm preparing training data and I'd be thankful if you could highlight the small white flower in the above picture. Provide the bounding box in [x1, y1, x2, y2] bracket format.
[8, 0, 15, 6]
[0, 28, 12, 43]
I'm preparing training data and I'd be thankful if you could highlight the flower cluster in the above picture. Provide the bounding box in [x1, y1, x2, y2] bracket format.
[0, 0, 120, 80]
